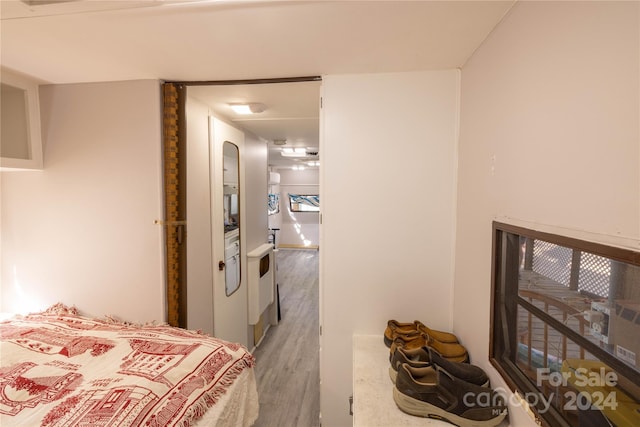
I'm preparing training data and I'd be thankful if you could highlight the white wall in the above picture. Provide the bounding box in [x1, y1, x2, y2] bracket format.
[320, 70, 459, 426]
[0, 80, 165, 322]
[0, 77, 268, 332]
[455, 2, 639, 425]
[243, 132, 269, 252]
[275, 168, 319, 247]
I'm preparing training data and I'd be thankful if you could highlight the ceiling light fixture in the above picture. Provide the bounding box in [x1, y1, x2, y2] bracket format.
[229, 102, 267, 115]
[281, 147, 308, 157]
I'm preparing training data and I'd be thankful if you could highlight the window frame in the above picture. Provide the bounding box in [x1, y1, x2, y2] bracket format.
[490, 221, 640, 426]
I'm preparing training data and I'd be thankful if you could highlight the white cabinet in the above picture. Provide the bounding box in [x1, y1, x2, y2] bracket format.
[224, 229, 240, 296]
[1, 68, 43, 170]
[247, 243, 276, 325]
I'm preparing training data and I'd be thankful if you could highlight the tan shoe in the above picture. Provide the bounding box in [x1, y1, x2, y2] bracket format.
[384, 320, 459, 347]
[384, 320, 421, 347]
[390, 333, 469, 364]
[389, 333, 426, 355]
[414, 321, 459, 344]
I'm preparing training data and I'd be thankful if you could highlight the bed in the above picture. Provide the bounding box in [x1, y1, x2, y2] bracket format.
[0, 304, 258, 427]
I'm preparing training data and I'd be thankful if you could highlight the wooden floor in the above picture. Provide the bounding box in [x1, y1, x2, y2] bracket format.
[252, 249, 320, 427]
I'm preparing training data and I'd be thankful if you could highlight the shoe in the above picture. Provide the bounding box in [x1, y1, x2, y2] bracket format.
[390, 334, 469, 364]
[415, 321, 459, 345]
[394, 363, 508, 427]
[389, 346, 489, 387]
[384, 320, 459, 347]
[389, 333, 427, 355]
[384, 320, 421, 347]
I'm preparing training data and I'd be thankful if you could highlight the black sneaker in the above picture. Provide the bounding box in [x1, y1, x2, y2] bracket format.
[389, 346, 490, 387]
[394, 363, 508, 427]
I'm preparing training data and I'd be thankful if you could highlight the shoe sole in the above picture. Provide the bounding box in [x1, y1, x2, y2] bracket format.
[389, 366, 398, 384]
[392, 387, 507, 427]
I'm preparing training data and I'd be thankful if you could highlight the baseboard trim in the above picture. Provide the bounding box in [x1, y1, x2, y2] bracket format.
[277, 244, 319, 250]
[252, 323, 271, 352]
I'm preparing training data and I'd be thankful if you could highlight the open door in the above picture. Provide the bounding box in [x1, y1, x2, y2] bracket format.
[210, 117, 249, 347]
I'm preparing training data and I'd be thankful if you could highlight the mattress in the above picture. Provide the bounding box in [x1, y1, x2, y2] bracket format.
[0, 304, 258, 427]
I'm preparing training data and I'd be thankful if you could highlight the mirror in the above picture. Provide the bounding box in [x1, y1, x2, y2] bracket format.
[223, 141, 240, 296]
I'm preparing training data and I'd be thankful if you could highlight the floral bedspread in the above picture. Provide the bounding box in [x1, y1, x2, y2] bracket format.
[0, 304, 256, 427]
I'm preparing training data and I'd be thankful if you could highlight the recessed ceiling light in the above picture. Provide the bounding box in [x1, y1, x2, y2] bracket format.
[281, 147, 308, 157]
[229, 102, 266, 115]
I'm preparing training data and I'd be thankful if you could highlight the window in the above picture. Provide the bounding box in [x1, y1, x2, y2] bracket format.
[288, 194, 319, 212]
[268, 193, 279, 215]
[490, 222, 640, 427]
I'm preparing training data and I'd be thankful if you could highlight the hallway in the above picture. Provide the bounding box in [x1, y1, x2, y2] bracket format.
[252, 249, 320, 427]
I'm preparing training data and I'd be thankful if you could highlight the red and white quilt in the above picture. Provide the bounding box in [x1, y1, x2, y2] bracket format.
[0, 304, 257, 427]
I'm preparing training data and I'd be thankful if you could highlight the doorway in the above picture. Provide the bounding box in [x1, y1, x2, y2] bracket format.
[165, 77, 322, 426]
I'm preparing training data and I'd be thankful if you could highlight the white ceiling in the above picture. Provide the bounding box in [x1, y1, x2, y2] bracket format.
[0, 0, 515, 169]
[188, 80, 322, 168]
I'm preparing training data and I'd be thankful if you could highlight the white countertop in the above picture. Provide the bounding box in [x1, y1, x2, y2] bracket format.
[352, 334, 450, 426]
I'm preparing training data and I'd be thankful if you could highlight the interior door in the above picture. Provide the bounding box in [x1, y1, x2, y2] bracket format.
[183, 90, 212, 334]
[210, 117, 249, 347]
